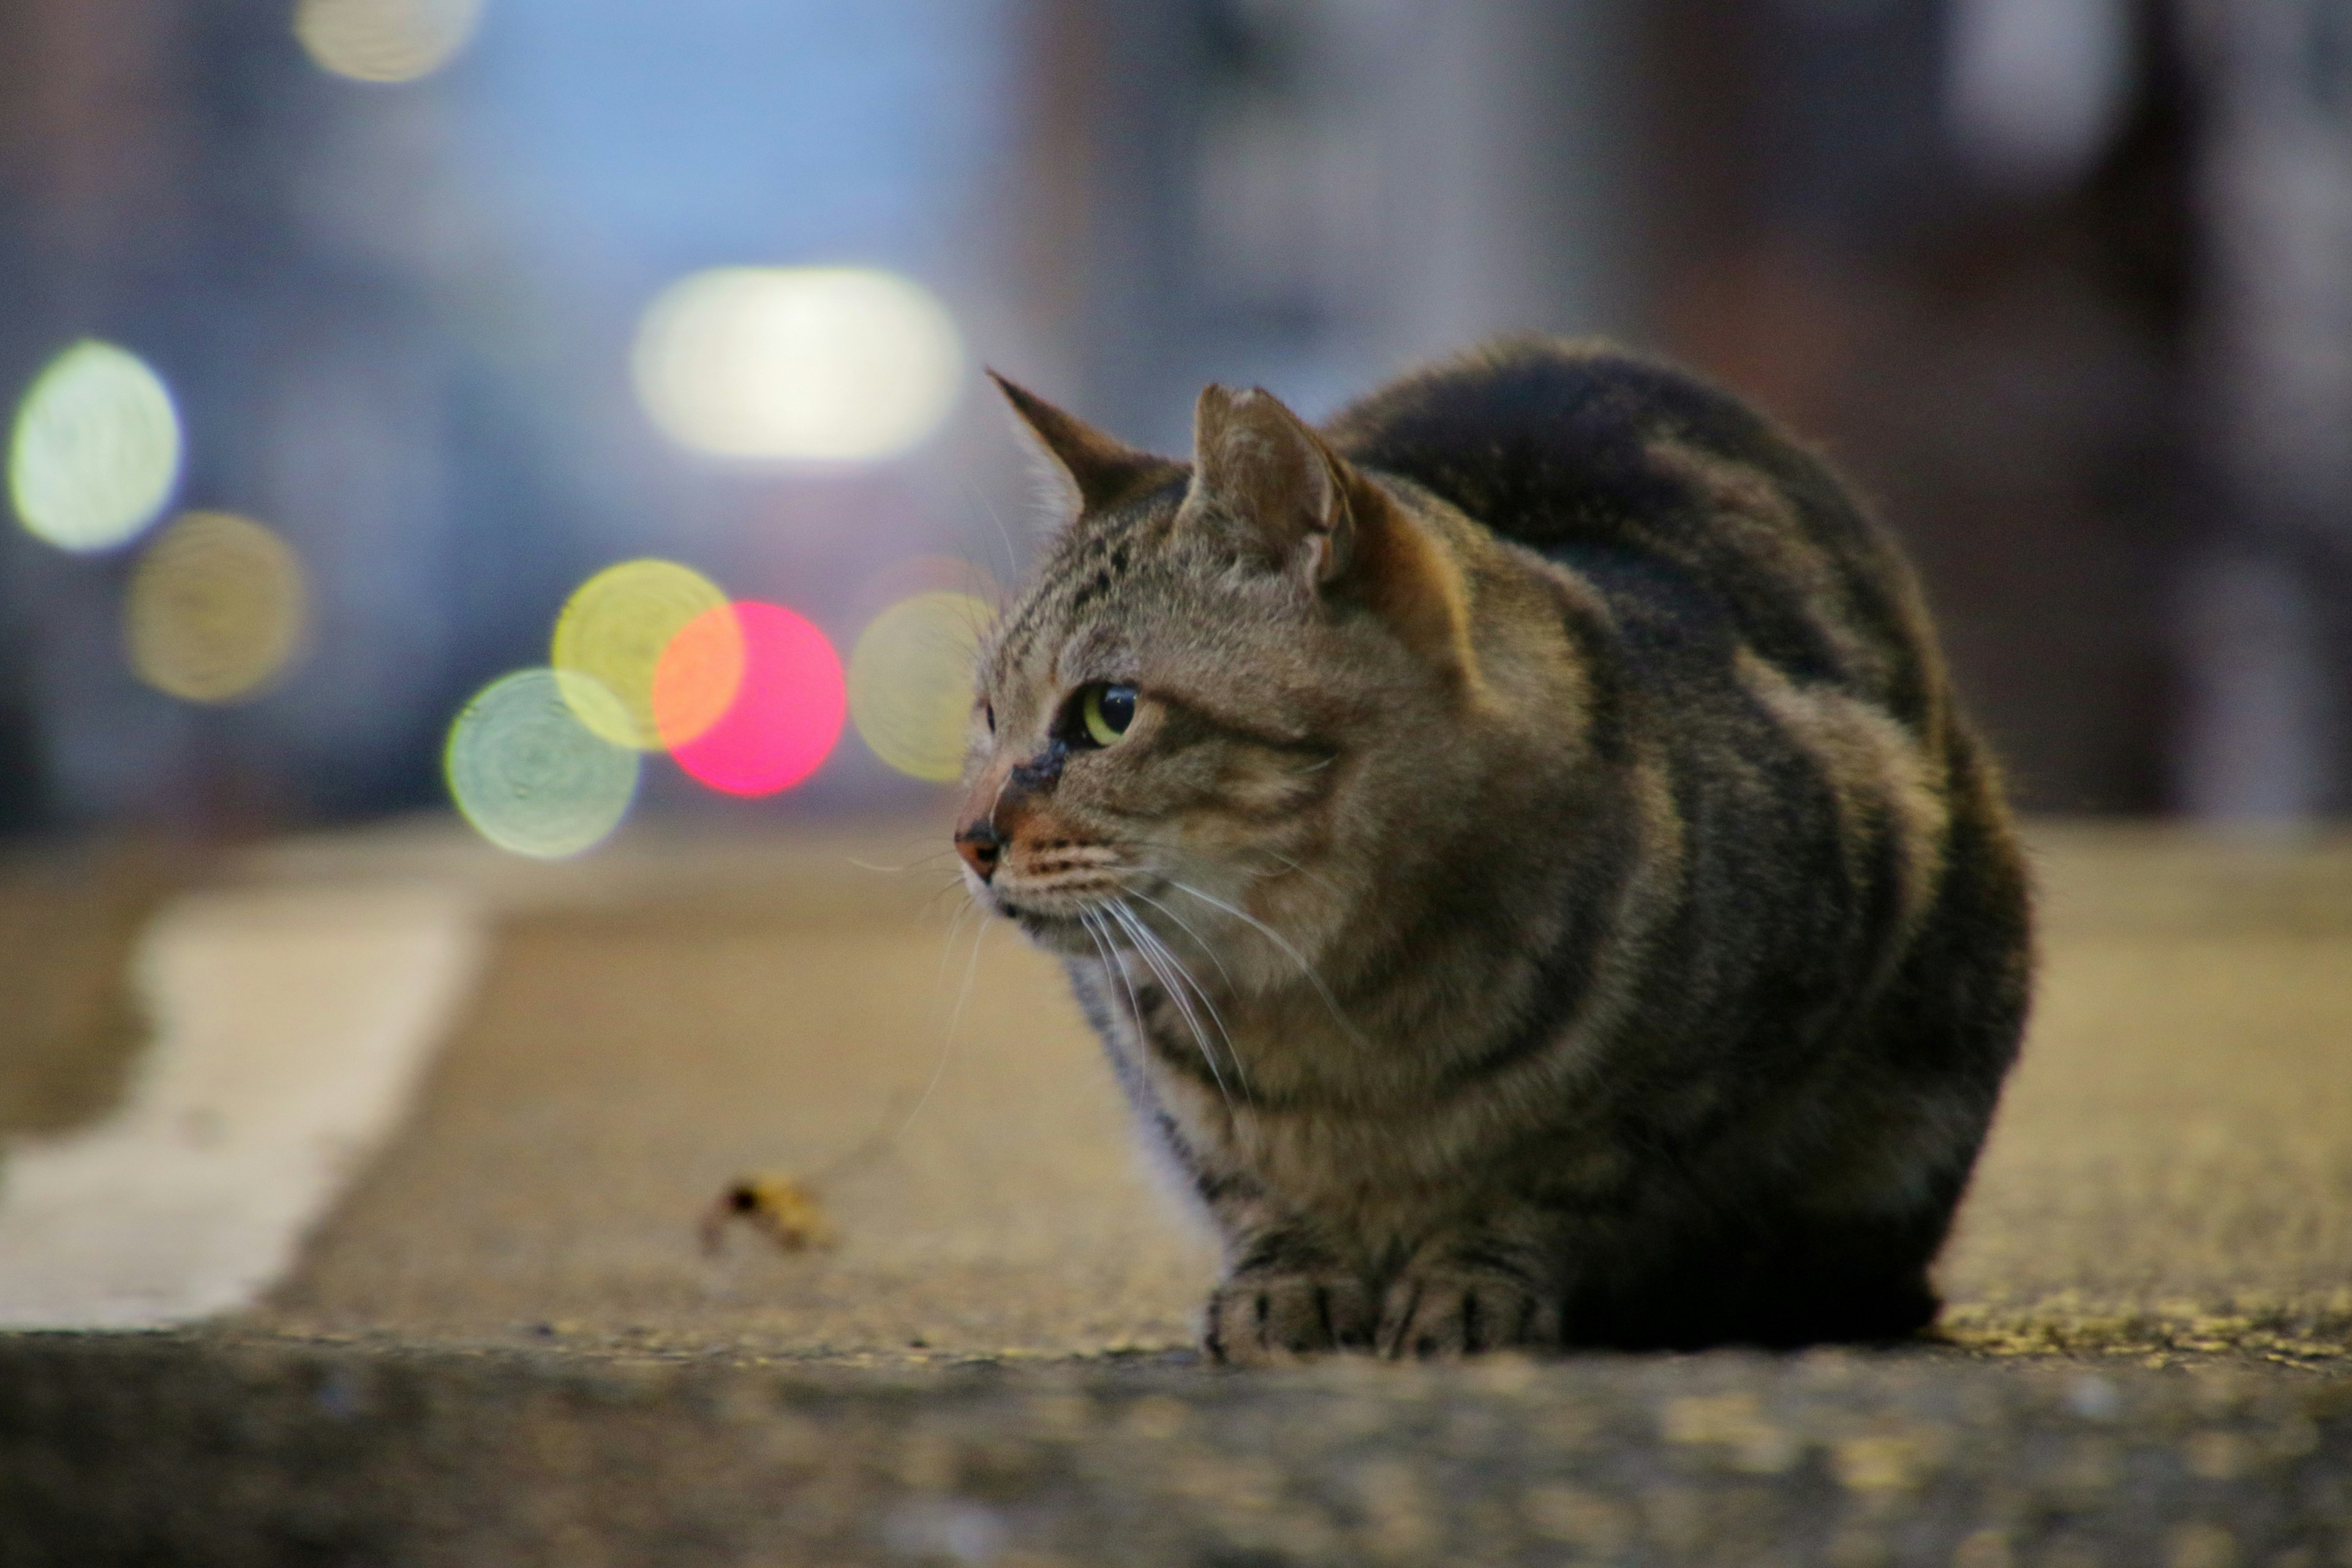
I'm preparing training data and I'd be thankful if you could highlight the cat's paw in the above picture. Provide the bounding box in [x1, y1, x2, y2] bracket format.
[1204, 1273, 1377, 1363]
[1377, 1272, 1562, 1358]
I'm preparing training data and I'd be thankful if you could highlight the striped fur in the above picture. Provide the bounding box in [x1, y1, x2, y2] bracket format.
[959, 339, 2032, 1360]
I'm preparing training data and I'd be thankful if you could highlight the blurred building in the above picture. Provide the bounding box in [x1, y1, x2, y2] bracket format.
[0, 0, 592, 828]
[1009, 0, 1642, 447]
[2176, 0, 2352, 819]
[1640, 0, 2198, 814]
[1027, 0, 2352, 819]
[0, 0, 2345, 832]
[0, 0, 1022, 833]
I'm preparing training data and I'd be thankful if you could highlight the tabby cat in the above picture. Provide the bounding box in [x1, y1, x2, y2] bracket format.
[957, 339, 2031, 1360]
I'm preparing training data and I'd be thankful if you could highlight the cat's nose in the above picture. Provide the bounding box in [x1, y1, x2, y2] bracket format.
[955, 821, 1003, 881]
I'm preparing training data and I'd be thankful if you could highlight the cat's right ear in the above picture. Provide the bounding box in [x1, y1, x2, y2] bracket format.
[988, 372, 1174, 524]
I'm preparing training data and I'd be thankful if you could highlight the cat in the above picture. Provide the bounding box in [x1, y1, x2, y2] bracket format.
[956, 337, 2032, 1361]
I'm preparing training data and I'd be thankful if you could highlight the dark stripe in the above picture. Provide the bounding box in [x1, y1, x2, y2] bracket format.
[1196, 1169, 1257, 1206]
[1442, 1243, 1542, 1287]
[1423, 783, 1646, 1096]
[1237, 1232, 1328, 1273]
[1131, 1003, 1235, 1091]
[1142, 688, 1329, 760]
[1547, 569, 1630, 765]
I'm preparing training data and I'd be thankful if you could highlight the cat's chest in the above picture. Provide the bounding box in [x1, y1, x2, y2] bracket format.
[1188, 1076, 1520, 1240]
[1095, 967, 1411, 1107]
[1092, 973, 1509, 1166]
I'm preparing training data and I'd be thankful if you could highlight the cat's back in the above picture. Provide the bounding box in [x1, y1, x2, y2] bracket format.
[1321, 337, 1942, 730]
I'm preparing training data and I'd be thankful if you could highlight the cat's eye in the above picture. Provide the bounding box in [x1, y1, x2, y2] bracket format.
[982, 701, 995, 734]
[1077, 683, 1137, 748]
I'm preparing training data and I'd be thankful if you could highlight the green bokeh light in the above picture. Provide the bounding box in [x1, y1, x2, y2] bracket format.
[445, 669, 641, 859]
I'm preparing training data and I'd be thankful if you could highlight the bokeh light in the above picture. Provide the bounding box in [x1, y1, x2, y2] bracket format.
[649, 601, 750, 752]
[631, 266, 964, 462]
[124, 511, 309, 704]
[445, 669, 641, 858]
[854, 554, 1003, 619]
[9, 340, 182, 553]
[294, 0, 483, 83]
[848, 592, 994, 782]
[667, 602, 846, 797]
[551, 559, 741, 751]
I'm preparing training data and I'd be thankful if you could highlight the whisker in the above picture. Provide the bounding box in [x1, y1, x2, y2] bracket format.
[984, 768, 1013, 835]
[1163, 877, 1365, 1045]
[921, 876, 973, 917]
[1077, 912, 1129, 1030]
[1083, 910, 1156, 1069]
[958, 473, 1023, 592]
[1110, 902, 1234, 1110]
[1125, 887, 1241, 997]
[949, 911, 989, 1038]
[935, 894, 976, 990]
[1252, 847, 1346, 898]
[1116, 903, 1213, 1051]
[805, 1084, 920, 1186]
[901, 910, 993, 1138]
[1124, 902, 1251, 1109]
[848, 850, 960, 874]
[1119, 896, 1250, 1101]
[1110, 832, 1347, 899]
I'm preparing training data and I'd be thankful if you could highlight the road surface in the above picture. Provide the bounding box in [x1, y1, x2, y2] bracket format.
[0, 817, 2345, 1564]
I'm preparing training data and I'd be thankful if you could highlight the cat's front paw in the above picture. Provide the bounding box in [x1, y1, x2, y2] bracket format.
[1204, 1273, 1377, 1364]
[1378, 1271, 1562, 1359]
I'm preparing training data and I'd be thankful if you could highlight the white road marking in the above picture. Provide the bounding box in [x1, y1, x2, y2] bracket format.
[0, 881, 484, 1328]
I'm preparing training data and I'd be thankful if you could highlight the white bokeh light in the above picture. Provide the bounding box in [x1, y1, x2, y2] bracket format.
[631, 266, 964, 463]
[9, 340, 183, 554]
[294, 0, 484, 85]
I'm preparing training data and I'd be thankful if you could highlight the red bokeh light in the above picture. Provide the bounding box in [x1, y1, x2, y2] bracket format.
[663, 601, 845, 796]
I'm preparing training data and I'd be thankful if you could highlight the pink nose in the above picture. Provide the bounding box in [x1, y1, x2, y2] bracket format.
[955, 822, 1001, 880]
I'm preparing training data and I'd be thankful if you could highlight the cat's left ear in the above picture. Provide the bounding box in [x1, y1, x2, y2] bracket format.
[1188, 384, 1477, 684]
[1186, 385, 1352, 586]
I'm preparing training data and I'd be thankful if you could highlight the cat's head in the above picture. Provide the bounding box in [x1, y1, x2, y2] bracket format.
[956, 376, 1499, 988]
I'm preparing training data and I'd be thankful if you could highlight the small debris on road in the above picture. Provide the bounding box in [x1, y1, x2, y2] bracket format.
[699, 1172, 836, 1256]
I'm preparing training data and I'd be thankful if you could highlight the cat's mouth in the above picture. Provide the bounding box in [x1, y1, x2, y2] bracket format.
[980, 860, 1191, 960]
[1003, 903, 1098, 954]
[973, 840, 1139, 938]
[986, 878, 1131, 954]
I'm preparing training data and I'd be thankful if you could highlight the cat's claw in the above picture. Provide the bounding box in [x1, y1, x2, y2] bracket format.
[1376, 1272, 1562, 1359]
[1204, 1274, 1377, 1363]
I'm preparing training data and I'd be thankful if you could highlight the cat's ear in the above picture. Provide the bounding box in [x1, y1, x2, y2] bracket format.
[1190, 383, 1478, 685]
[1187, 384, 1355, 585]
[988, 372, 1174, 522]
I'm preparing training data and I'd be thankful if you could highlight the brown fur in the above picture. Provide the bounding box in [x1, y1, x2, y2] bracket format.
[958, 338, 2031, 1360]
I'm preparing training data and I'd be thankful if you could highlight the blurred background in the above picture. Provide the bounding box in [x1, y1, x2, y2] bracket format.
[1, 0, 2348, 848]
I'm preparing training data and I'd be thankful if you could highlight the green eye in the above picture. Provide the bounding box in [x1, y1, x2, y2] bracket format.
[1080, 683, 1137, 747]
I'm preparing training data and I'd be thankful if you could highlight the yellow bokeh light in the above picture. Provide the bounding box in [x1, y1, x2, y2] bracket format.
[855, 554, 1003, 620]
[632, 266, 964, 463]
[848, 592, 995, 782]
[445, 669, 640, 859]
[9, 340, 182, 553]
[294, 0, 483, 83]
[551, 559, 740, 750]
[124, 511, 309, 704]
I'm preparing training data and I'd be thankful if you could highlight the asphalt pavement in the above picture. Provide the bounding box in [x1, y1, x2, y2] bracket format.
[0, 816, 2347, 1565]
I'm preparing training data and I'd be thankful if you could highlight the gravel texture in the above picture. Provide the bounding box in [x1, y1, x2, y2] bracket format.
[2, 1331, 2347, 1566]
